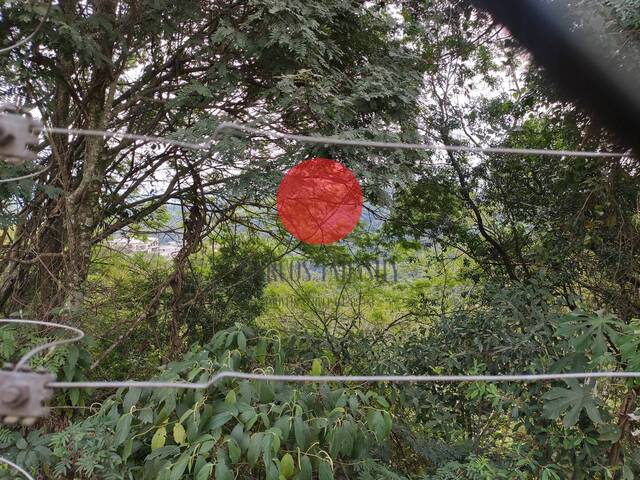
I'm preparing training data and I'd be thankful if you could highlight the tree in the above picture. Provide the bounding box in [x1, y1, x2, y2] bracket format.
[0, 0, 429, 319]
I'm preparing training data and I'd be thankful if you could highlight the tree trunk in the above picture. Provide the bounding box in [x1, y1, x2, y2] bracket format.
[0, 0, 117, 318]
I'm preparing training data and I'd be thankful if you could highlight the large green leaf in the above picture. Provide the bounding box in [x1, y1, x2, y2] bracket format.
[172, 423, 186, 446]
[557, 311, 623, 362]
[113, 414, 132, 447]
[151, 427, 167, 451]
[169, 453, 189, 480]
[123, 388, 142, 412]
[297, 455, 312, 480]
[280, 453, 295, 478]
[215, 460, 234, 480]
[228, 437, 241, 464]
[318, 462, 334, 480]
[209, 412, 234, 430]
[248, 433, 263, 467]
[311, 359, 322, 376]
[542, 380, 602, 427]
[195, 463, 213, 480]
[294, 416, 310, 450]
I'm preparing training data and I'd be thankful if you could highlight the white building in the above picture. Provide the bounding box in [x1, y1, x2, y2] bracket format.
[108, 237, 180, 258]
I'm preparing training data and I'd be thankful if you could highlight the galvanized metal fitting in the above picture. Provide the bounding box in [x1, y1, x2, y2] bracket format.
[0, 368, 54, 426]
[0, 105, 41, 164]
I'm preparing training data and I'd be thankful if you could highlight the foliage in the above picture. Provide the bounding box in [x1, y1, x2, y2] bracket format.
[2, 325, 394, 479]
[1, 0, 640, 479]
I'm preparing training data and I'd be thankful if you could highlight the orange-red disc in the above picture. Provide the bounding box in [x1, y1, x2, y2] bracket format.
[276, 157, 363, 244]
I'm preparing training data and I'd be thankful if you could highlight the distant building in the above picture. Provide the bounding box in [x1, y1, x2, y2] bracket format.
[108, 237, 180, 258]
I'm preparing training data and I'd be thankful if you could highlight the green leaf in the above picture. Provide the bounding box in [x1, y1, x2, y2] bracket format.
[170, 453, 189, 480]
[381, 411, 392, 438]
[157, 467, 171, 480]
[200, 438, 215, 455]
[294, 416, 309, 450]
[557, 311, 623, 362]
[298, 455, 312, 480]
[248, 433, 263, 466]
[280, 453, 295, 478]
[366, 409, 387, 440]
[140, 407, 154, 424]
[173, 423, 187, 445]
[114, 413, 132, 447]
[262, 433, 273, 468]
[225, 390, 237, 405]
[598, 423, 622, 442]
[209, 412, 234, 430]
[541, 467, 561, 480]
[123, 388, 142, 412]
[239, 406, 257, 424]
[334, 423, 354, 456]
[237, 331, 247, 350]
[542, 380, 602, 427]
[225, 331, 237, 348]
[259, 382, 275, 403]
[121, 438, 133, 462]
[195, 463, 213, 480]
[69, 388, 80, 406]
[230, 423, 245, 448]
[159, 391, 177, 420]
[256, 338, 268, 363]
[215, 459, 234, 480]
[311, 359, 322, 376]
[266, 463, 279, 480]
[274, 415, 291, 441]
[269, 429, 281, 454]
[63, 346, 79, 381]
[318, 462, 334, 480]
[151, 426, 167, 450]
[375, 395, 390, 409]
[228, 437, 241, 464]
[146, 446, 180, 462]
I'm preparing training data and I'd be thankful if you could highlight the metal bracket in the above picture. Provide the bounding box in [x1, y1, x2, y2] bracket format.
[0, 105, 41, 164]
[0, 367, 54, 426]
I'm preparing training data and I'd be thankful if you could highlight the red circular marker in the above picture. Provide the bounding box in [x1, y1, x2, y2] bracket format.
[277, 157, 363, 245]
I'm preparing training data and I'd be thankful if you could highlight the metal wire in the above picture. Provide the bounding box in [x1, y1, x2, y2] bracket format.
[40, 122, 629, 158]
[43, 126, 210, 150]
[0, 319, 85, 371]
[3, 319, 640, 390]
[0, 0, 53, 55]
[0, 3, 633, 474]
[0, 456, 34, 480]
[214, 122, 630, 158]
[4, 324, 640, 478]
[47, 369, 640, 390]
[0, 122, 635, 389]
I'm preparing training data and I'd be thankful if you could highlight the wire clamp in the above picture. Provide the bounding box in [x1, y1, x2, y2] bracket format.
[0, 367, 54, 425]
[0, 105, 41, 164]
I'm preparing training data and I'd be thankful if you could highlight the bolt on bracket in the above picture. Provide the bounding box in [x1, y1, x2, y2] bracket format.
[0, 368, 54, 426]
[0, 105, 41, 164]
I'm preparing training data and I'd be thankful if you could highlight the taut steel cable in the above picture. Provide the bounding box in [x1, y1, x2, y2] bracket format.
[2, 120, 628, 184]
[213, 122, 630, 159]
[40, 122, 630, 158]
[4, 320, 640, 391]
[46, 370, 640, 390]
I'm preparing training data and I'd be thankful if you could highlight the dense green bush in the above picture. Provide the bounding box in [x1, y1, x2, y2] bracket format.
[1, 325, 394, 479]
